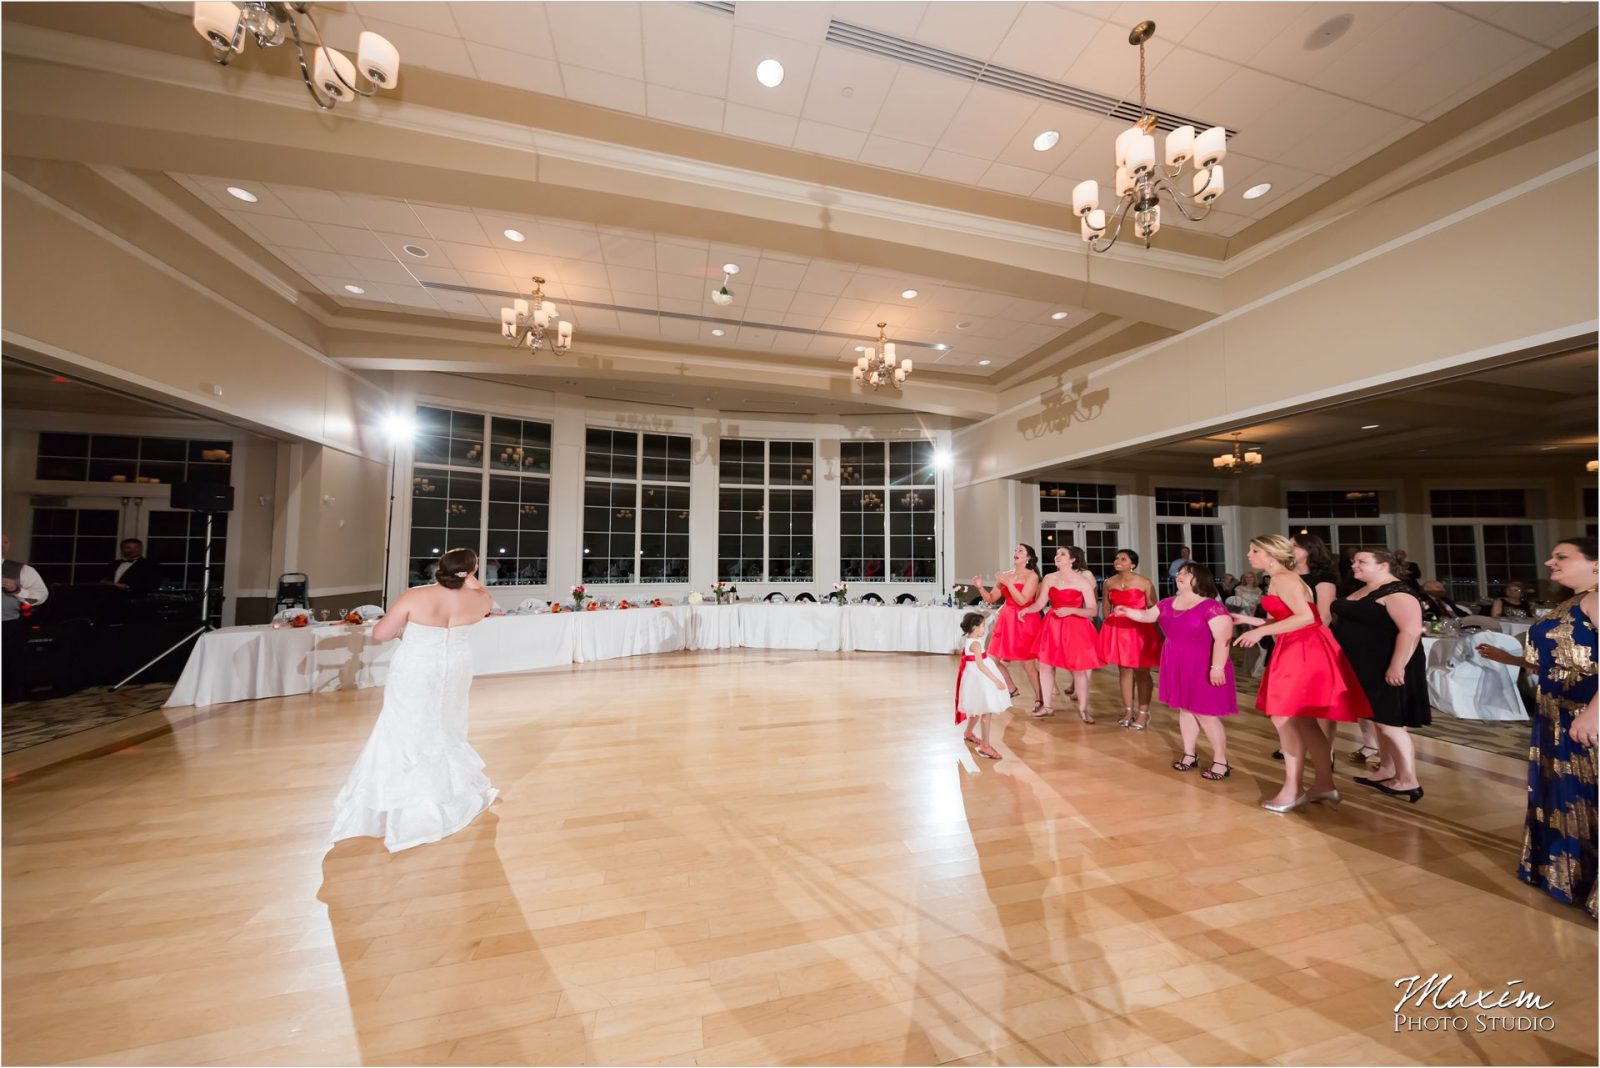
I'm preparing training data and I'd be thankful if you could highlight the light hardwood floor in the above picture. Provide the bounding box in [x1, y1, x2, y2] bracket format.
[3, 650, 1595, 1066]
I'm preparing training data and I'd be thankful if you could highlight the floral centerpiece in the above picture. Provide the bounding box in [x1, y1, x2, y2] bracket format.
[827, 581, 848, 605]
[650, 598, 664, 608]
[585, 601, 599, 612]
[617, 599, 632, 610]
[570, 583, 587, 610]
[344, 610, 363, 624]
[712, 580, 737, 605]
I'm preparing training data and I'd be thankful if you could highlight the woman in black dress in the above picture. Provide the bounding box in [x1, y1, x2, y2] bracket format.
[1293, 532, 1379, 762]
[1331, 547, 1429, 802]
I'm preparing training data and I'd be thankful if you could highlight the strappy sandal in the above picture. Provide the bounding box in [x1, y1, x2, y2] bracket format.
[1116, 707, 1134, 728]
[976, 745, 1001, 760]
[962, 733, 979, 745]
[1202, 761, 1232, 781]
[1172, 753, 1199, 772]
[1031, 703, 1054, 718]
[1077, 706, 1095, 725]
[1349, 745, 1381, 764]
[1008, 687, 1020, 699]
[1128, 709, 1150, 732]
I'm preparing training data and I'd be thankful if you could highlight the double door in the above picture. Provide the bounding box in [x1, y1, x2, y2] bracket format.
[1040, 520, 1122, 583]
[1156, 522, 1225, 596]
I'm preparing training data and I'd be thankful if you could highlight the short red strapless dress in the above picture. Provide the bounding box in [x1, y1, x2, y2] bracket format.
[1097, 586, 1162, 668]
[987, 582, 1042, 661]
[1255, 595, 1374, 722]
[1036, 586, 1103, 670]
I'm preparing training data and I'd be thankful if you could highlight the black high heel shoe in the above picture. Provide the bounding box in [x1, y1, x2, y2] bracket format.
[1372, 781, 1425, 803]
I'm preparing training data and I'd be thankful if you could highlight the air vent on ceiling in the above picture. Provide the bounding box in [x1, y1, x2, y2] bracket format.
[422, 281, 942, 350]
[695, 1, 735, 15]
[825, 19, 1236, 138]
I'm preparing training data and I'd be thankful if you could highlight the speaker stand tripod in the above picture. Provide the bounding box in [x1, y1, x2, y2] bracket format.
[113, 511, 218, 691]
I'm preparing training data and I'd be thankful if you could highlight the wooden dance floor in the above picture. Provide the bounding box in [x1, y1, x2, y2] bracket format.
[3, 650, 1595, 1065]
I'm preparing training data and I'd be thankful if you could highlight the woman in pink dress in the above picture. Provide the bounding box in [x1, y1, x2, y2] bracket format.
[1234, 535, 1373, 812]
[1029, 544, 1102, 722]
[973, 544, 1042, 713]
[1115, 562, 1236, 780]
[1097, 549, 1162, 730]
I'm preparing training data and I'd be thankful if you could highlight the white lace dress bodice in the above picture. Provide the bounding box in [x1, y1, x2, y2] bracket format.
[329, 620, 497, 851]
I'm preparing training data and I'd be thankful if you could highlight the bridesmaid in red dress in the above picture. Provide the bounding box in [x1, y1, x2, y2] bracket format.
[973, 544, 1043, 713]
[1029, 544, 1102, 722]
[1234, 535, 1373, 812]
[1097, 549, 1162, 730]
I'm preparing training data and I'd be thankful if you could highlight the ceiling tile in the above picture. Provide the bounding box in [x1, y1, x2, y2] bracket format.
[654, 242, 711, 277]
[659, 275, 708, 302]
[559, 66, 647, 113]
[184, 176, 294, 217]
[726, 26, 819, 117]
[310, 223, 391, 259]
[1030, 174, 1083, 206]
[935, 84, 1039, 159]
[449, 2, 554, 55]
[1050, 116, 1127, 184]
[435, 241, 506, 275]
[1142, 45, 1236, 117]
[799, 43, 898, 132]
[532, 224, 605, 261]
[341, 195, 425, 234]
[343, 256, 418, 285]
[792, 120, 868, 159]
[992, 104, 1103, 171]
[830, 2, 928, 37]
[722, 103, 800, 147]
[272, 186, 352, 225]
[606, 266, 658, 294]
[238, 215, 333, 251]
[989, 4, 1102, 80]
[752, 259, 809, 290]
[360, 18, 478, 79]
[644, 84, 725, 132]
[1060, 18, 1175, 100]
[278, 247, 358, 277]
[732, 1, 834, 44]
[465, 42, 563, 96]
[1110, 2, 1217, 46]
[735, 325, 778, 349]
[546, 1, 644, 79]
[455, 270, 514, 294]
[410, 204, 492, 245]
[613, 292, 661, 313]
[857, 135, 931, 173]
[798, 263, 855, 297]
[353, 3, 457, 35]
[977, 162, 1048, 197]
[642, 3, 733, 97]
[913, 2, 1023, 62]
[919, 149, 991, 185]
[869, 65, 971, 147]
[1454, 1, 1598, 48]
[1180, 2, 1307, 65]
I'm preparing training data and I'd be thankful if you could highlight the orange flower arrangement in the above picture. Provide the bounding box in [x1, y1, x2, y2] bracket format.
[345, 611, 363, 624]
[550, 603, 563, 614]
[290, 614, 310, 628]
[650, 598, 664, 608]
[617, 600, 632, 610]
[585, 601, 599, 612]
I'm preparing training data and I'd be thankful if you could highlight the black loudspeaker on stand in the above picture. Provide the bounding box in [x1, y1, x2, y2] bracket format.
[113, 482, 235, 691]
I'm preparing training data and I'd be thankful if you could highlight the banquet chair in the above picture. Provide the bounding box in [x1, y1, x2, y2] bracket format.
[1426, 629, 1525, 721]
[1457, 615, 1505, 633]
[764, 591, 788, 603]
[794, 592, 816, 603]
[895, 593, 918, 605]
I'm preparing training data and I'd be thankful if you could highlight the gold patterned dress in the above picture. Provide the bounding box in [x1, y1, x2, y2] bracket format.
[1519, 596, 1598, 916]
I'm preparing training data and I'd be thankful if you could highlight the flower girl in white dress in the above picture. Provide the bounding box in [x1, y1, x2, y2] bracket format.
[329, 547, 499, 852]
[957, 611, 1010, 761]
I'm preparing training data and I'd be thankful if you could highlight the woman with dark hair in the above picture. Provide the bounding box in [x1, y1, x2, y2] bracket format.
[973, 544, 1043, 713]
[329, 547, 499, 852]
[1295, 532, 1380, 763]
[1478, 537, 1597, 916]
[1333, 548, 1429, 803]
[1029, 544, 1101, 722]
[1114, 562, 1236, 779]
[1098, 548, 1161, 730]
[1234, 535, 1372, 812]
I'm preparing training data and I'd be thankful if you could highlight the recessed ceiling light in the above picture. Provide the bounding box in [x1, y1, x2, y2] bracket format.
[854, 345, 866, 352]
[1305, 12, 1354, 50]
[755, 59, 784, 88]
[978, 359, 992, 366]
[1243, 183, 1273, 200]
[503, 228, 526, 242]
[841, 86, 855, 98]
[956, 321, 972, 330]
[343, 284, 365, 294]
[225, 186, 258, 203]
[711, 328, 725, 336]
[722, 263, 740, 275]
[901, 289, 919, 299]
[1361, 423, 1381, 430]
[402, 244, 429, 258]
[1032, 130, 1060, 152]
[935, 344, 948, 350]
[1050, 311, 1069, 320]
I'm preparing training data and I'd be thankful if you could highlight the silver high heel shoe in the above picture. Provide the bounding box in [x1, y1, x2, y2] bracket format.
[1261, 794, 1309, 813]
[1306, 788, 1343, 805]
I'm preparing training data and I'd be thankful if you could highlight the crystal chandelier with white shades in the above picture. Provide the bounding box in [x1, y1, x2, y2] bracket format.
[500, 277, 573, 354]
[191, 2, 399, 111]
[1212, 432, 1263, 474]
[853, 323, 913, 391]
[1072, 21, 1228, 252]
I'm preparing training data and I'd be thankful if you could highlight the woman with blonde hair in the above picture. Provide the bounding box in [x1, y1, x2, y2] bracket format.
[1234, 535, 1373, 812]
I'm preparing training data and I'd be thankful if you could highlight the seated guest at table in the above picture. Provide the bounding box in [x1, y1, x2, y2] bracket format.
[1219, 573, 1239, 600]
[1225, 571, 1264, 613]
[1477, 537, 1597, 916]
[1334, 549, 1429, 804]
[1418, 580, 1470, 621]
[3, 533, 49, 704]
[1491, 581, 1537, 620]
[101, 539, 163, 595]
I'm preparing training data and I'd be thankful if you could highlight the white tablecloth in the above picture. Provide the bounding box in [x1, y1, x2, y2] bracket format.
[1422, 634, 1526, 721]
[167, 604, 967, 708]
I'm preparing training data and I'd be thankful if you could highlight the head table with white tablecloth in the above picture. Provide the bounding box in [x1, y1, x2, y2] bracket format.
[166, 603, 970, 709]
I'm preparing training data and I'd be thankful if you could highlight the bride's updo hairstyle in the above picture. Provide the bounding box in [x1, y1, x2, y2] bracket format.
[1249, 534, 1297, 573]
[435, 547, 478, 589]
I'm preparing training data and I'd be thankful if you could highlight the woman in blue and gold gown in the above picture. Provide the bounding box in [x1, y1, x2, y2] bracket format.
[1483, 537, 1597, 916]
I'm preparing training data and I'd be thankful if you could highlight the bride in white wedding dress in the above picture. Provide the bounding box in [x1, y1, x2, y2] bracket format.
[329, 547, 499, 852]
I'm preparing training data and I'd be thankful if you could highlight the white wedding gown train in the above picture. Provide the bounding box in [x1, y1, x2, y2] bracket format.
[329, 621, 498, 852]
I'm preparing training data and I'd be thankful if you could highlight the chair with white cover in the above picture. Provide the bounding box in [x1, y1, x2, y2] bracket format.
[1457, 615, 1505, 633]
[1426, 630, 1525, 721]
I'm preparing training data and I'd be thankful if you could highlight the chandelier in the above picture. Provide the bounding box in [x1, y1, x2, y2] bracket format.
[191, 3, 399, 110]
[1072, 21, 1228, 251]
[499, 277, 573, 354]
[852, 323, 913, 390]
[1212, 432, 1263, 474]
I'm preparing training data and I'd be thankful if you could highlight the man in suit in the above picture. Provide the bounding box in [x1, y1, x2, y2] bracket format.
[1419, 580, 1471, 621]
[3, 533, 49, 702]
[102, 538, 163, 596]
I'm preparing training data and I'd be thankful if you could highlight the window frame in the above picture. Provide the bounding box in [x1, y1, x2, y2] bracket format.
[839, 440, 938, 584]
[581, 427, 692, 585]
[717, 438, 815, 583]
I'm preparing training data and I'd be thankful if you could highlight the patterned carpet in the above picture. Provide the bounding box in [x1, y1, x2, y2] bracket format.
[0, 666, 1531, 761]
[2, 684, 175, 754]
